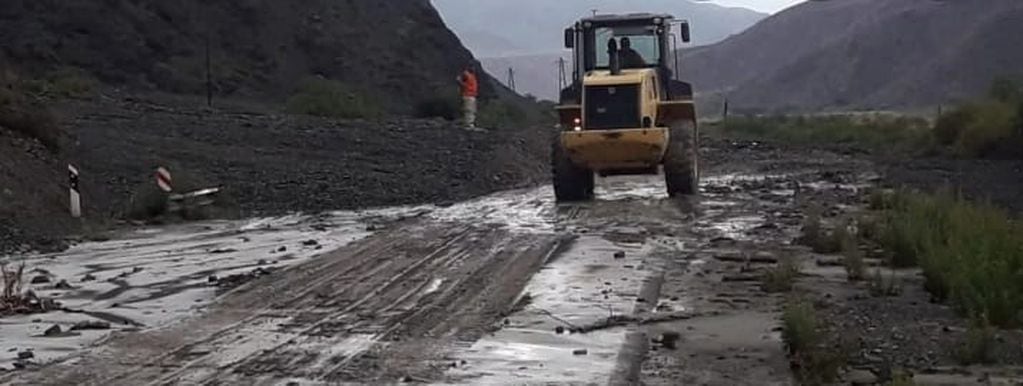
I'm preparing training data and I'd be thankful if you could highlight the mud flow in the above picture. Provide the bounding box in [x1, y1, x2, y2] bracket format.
[2, 142, 878, 385]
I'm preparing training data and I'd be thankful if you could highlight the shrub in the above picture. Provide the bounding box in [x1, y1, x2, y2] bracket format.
[413, 94, 460, 120]
[876, 191, 1023, 327]
[782, 299, 845, 384]
[762, 255, 801, 293]
[955, 317, 996, 365]
[285, 77, 382, 119]
[0, 70, 62, 151]
[842, 233, 866, 282]
[478, 99, 528, 128]
[719, 114, 931, 153]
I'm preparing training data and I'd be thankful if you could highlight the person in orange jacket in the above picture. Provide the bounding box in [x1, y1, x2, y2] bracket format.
[457, 67, 479, 129]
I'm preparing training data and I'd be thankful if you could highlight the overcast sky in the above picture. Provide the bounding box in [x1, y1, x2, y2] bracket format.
[709, 0, 805, 13]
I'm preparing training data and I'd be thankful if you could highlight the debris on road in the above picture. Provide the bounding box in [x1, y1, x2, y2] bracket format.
[81, 274, 96, 282]
[17, 350, 34, 360]
[42, 325, 62, 337]
[70, 321, 111, 331]
[29, 275, 50, 284]
[54, 280, 73, 290]
[214, 267, 276, 290]
[572, 349, 588, 356]
[302, 239, 319, 246]
[613, 251, 626, 259]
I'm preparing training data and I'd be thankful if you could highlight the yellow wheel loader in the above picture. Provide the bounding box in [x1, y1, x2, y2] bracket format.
[553, 13, 698, 201]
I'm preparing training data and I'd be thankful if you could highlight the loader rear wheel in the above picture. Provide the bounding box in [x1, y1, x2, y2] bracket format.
[552, 138, 594, 202]
[664, 119, 699, 196]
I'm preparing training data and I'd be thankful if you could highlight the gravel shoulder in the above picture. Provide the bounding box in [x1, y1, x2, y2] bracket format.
[1, 92, 550, 255]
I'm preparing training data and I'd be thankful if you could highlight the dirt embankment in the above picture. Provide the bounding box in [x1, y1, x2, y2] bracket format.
[1, 92, 552, 255]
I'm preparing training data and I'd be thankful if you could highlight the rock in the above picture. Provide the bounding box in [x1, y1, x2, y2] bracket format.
[30, 275, 50, 284]
[847, 369, 878, 385]
[660, 332, 680, 349]
[257, 259, 268, 265]
[555, 326, 565, 334]
[43, 324, 62, 336]
[54, 280, 73, 290]
[277, 246, 287, 252]
[613, 251, 626, 259]
[81, 274, 96, 282]
[70, 321, 111, 331]
[17, 350, 33, 360]
[132, 267, 144, 273]
[572, 349, 588, 356]
[366, 224, 379, 231]
[302, 239, 319, 246]
[210, 248, 238, 254]
[208, 275, 219, 283]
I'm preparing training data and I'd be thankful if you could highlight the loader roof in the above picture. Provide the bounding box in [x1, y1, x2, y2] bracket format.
[579, 13, 674, 27]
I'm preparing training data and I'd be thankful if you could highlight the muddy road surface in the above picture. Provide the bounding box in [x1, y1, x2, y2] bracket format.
[3, 140, 873, 385]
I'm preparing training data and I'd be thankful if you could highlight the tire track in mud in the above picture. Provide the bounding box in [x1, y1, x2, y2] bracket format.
[4, 222, 565, 385]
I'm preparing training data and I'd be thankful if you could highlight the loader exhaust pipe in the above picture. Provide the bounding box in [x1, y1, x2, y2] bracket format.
[608, 39, 621, 75]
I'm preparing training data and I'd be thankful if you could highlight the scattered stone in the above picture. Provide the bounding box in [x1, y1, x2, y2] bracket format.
[17, 350, 33, 360]
[613, 251, 626, 259]
[847, 369, 878, 385]
[43, 324, 62, 337]
[572, 349, 588, 356]
[29, 275, 50, 284]
[70, 321, 111, 331]
[54, 280, 73, 290]
[660, 332, 681, 349]
[81, 274, 96, 282]
[302, 239, 319, 246]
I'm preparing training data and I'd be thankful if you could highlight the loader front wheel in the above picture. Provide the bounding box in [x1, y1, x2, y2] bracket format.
[664, 120, 699, 196]
[552, 138, 594, 202]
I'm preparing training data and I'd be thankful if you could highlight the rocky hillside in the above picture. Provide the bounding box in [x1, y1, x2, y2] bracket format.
[0, 0, 495, 111]
[683, 0, 1023, 113]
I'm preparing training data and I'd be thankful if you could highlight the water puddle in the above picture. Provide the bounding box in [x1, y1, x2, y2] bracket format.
[444, 234, 663, 384]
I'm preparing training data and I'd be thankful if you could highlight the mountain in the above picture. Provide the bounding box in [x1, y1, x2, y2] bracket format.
[432, 0, 766, 57]
[683, 0, 1023, 113]
[0, 0, 495, 111]
[431, 0, 766, 100]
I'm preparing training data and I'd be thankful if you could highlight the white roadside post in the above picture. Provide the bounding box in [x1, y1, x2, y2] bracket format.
[69, 164, 81, 218]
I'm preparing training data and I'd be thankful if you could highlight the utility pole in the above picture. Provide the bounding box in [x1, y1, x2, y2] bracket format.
[591, 9, 598, 17]
[720, 95, 728, 120]
[507, 67, 516, 92]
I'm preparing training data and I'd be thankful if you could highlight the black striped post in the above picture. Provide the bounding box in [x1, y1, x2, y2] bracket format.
[69, 164, 81, 218]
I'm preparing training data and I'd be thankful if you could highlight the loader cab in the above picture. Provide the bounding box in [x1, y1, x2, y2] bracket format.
[560, 13, 691, 105]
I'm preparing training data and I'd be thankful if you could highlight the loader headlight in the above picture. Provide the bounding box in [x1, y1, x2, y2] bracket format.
[574, 126, 582, 132]
[573, 117, 582, 131]
[653, 17, 663, 25]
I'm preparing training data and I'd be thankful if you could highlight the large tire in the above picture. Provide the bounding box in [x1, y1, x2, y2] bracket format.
[552, 138, 594, 202]
[664, 120, 699, 196]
